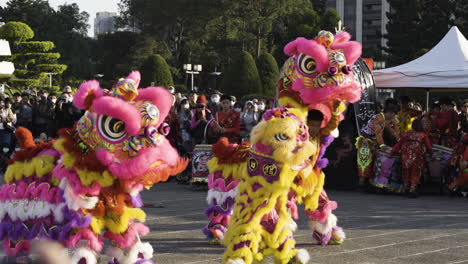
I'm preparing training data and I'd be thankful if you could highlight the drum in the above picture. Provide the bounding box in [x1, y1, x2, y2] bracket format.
[191, 144, 213, 184]
[371, 146, 403, 192]
[426, 144, 453, 184]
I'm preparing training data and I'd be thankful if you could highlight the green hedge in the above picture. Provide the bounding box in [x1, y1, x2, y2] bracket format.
[35, 64, 67, 74]
[18, 41, 55, 53]
[221, 51, 262, 98]
[22, 53, 61, 63]
[257, 53, 279, 97]
[0, 22, 34, 42]
[140, 54, 174, 88]
[10, 78, 39, 88]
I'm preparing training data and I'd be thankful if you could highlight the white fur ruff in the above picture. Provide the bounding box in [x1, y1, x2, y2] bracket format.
[106, 242, 154, 264]
[331, 128, 339, 138]
[225, 259, 246, 264]
[309, 213, 337, 234]
[70, 247, 97, 264]
[60, 178, 98, 210]
[0, 200, 66, 222]
[295, 249, 310, 264]
[288, 219, 298, 232]
[206, 187, 238, 205]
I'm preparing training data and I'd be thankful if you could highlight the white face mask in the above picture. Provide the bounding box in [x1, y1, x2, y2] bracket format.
[183, 104, 190, 110]
[231, 101, 235, 107]
[51, 98, 57, 104]
[2, 148, 9, 153]
[257, 104, 265, 111]
[211, 96, 220, 103]
[234, 108, 242, 113]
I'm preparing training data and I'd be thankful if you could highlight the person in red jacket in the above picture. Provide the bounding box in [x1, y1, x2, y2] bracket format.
[391, 118, 432, 198]
[448, 132, 468, 191]
[214, 95, 240, 143]
[432, 98, 459, 148]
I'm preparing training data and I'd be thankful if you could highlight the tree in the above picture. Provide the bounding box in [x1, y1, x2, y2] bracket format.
[384, 0, 425, 66]
[454, 0, 468, 37]
[257, 53, 279, 97]
[0, 1, 92, 81]
[271, 7, 321, 65]
[221, 51, 262, 98]
[140, 54, 174, 88]
[0, 22, 67, 91]
[321, 8, 341, 32]
[312, 0, 327, 14]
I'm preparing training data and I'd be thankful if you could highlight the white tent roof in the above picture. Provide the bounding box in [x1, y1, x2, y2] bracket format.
[373, 26, 468, 89]
[0, 39, 14, 77]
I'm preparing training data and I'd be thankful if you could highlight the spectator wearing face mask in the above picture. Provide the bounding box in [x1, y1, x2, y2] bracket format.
[214, 95, 240, 143]
[178, 98, 194, 153]
[208, 90, 222, 115]
[230, 96, 237, 107]
[16, 93, 32, 131]
[32, 90, 54, 137]
[55, 92, 83, 130]
[0, 99, 16, 151]
[256, 100, 266, 118]
[240, 101, 259, 141]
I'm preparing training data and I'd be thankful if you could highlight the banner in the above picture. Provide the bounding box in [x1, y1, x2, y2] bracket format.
[352, 58, 377, 134]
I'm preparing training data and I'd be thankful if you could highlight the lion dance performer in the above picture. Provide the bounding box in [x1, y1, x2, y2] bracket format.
[212, 107, 321, 264]
[204, 30, 362, 253]
[0, 71, 187, 264]
[278, 30, 361, 246]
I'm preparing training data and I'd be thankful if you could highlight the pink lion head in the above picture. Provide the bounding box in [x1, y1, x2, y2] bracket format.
[73, 71, 187, 184]
[279, 30, 362, 126]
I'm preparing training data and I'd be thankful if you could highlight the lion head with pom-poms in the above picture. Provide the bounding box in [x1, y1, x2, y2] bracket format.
[278, 30, 362, 127]
[71, 71, 188, 188]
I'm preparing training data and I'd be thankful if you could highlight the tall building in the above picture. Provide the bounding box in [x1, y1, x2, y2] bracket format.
[94, 12, 118, 37]
[326, 0, 390, 56]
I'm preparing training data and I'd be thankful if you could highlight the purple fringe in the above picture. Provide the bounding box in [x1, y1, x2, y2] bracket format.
[204, 197, 235, 217]
[130, 194, 143, 208]
[313, 230, 332, 246]
[316, 135, 334, 169]
[0, 206, 91, 242]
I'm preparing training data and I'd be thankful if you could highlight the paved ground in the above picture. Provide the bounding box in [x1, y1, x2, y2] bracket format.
[141, 181, 468, 264]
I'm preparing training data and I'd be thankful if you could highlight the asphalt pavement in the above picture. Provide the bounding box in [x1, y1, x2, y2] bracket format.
[141, 181, 468, 264]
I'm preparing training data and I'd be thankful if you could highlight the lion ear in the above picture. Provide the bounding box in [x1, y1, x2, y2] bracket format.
[73, 80, 104, 110]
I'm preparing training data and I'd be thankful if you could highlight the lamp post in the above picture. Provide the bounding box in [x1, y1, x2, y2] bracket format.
[209, 67, 222, 90]
[45, 72, 57, 87]
[183, 64, 202, 91]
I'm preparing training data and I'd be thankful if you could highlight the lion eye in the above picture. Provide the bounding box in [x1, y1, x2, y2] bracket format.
[97, 115, 127, 143]
[274, 134, 289, 141]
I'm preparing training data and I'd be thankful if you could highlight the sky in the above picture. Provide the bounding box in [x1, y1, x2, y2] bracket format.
[1, 0, 120, 37]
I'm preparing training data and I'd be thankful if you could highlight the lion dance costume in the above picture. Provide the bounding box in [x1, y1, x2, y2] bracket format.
[203, 30, 362, 263]
[0, 71, 187, 264]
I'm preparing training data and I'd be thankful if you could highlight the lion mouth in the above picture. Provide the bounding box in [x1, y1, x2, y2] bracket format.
[291, 160, 310, 171]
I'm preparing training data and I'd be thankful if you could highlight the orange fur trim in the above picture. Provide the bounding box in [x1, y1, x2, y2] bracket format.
[15, 127, 35, 149]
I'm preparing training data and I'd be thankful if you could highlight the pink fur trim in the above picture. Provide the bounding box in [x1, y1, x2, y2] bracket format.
[52, 164, 101, 196]
[92, 96, 142, 136]
[333, 32, 351, 43]
[207, 173, 240, 192]
[3, 240, 31, 256]
[65, 229, 103, 252]
[306, 200, 338, 223]
[74, 80, 103, 110]
[127, 71, 141, 89]
[331, 41, 362, 65]
[284, 38, 329, 72]
[96, 138, 179, 179]
[37, 148, 60, 159]
[252, 143, 273, 155]
[104, 222, 149, 250]
[135, 87, 173, 127]
[0, 182, 61, 203]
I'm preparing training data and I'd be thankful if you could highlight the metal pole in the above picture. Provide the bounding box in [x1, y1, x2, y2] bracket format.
[191, 72, 194, 91]
[49, 74, 52, 87]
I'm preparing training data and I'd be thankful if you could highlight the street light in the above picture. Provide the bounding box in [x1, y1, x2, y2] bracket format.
[183, 63, 202, 91]
[45, 72, 57, 87]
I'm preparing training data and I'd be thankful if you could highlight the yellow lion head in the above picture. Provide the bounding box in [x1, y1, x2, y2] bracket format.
[250, 107, 316, 168]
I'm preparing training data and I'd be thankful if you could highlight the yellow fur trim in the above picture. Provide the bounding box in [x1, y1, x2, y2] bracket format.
[90, 208, 146, 234]
[76, 169, 114, 187]
[5, 155, 56, 184]
[278, 97, 308, 115]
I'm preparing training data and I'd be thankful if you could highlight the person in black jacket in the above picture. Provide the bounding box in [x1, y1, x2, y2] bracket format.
[55, 92, 83, 130]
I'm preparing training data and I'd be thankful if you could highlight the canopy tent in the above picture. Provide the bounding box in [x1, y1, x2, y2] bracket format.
[0, 40, 14, 78]
[373, 26, 468, 89]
